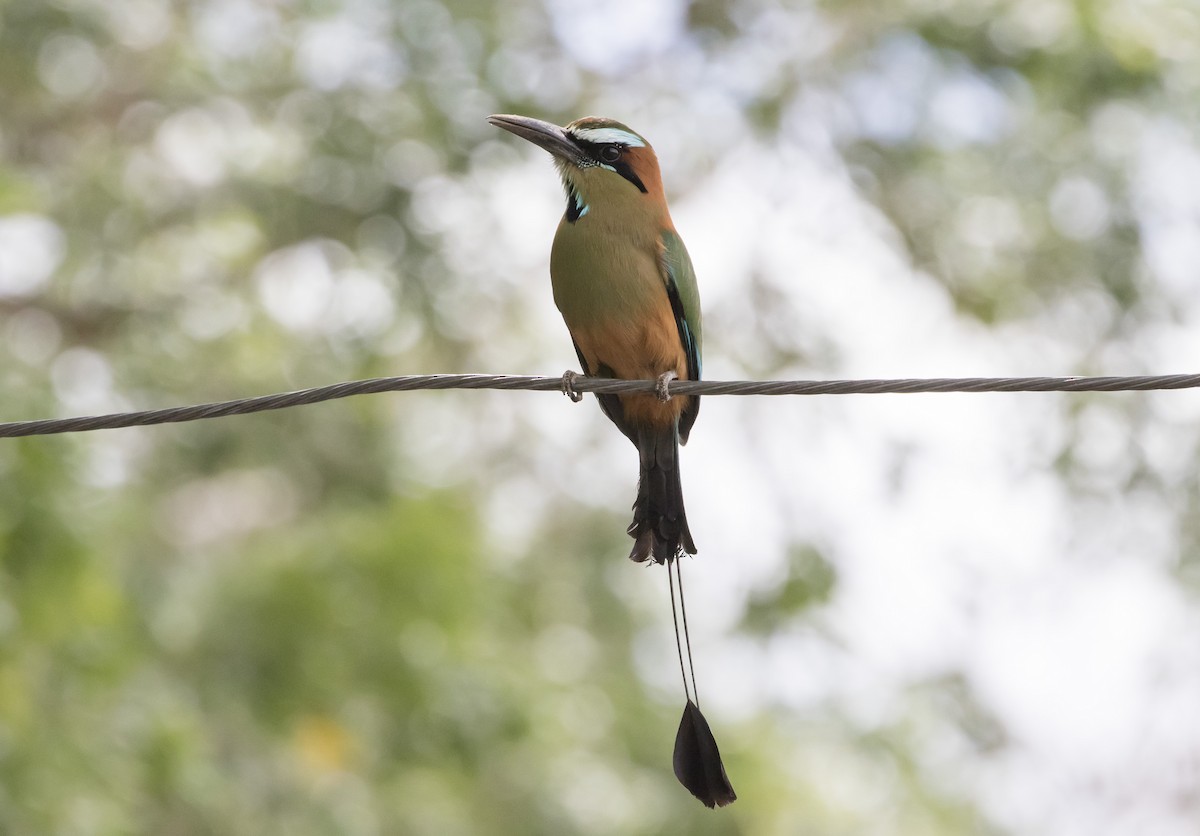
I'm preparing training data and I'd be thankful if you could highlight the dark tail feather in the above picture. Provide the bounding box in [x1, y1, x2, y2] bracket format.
[627, 425, 695, 564]
[674, 699, 737, 808]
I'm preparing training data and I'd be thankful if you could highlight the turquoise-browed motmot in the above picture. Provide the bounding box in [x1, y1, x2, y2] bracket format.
[488, 114, 735, 808]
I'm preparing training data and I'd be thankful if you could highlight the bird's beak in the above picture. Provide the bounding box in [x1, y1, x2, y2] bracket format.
[488, 114, 584, 166]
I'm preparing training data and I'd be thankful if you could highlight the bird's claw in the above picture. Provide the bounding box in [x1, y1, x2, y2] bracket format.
[561, 369, 584, 402]
[655, 370, 678, 402]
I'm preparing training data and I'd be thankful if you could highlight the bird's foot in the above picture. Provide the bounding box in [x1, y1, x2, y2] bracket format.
[655, 370, 678, 402]
[560, 369, 584, 402]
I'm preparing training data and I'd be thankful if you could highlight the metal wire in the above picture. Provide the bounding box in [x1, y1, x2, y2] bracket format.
[2, 371, 1198, 438]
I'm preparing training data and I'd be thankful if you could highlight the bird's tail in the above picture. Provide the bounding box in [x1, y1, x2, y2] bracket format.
[628, 424, 696, 564]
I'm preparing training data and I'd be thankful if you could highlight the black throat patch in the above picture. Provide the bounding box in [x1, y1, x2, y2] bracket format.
[564, 181, 587, 223]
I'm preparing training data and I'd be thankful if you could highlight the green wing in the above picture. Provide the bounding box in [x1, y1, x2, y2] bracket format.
[660, 230, 702, 443]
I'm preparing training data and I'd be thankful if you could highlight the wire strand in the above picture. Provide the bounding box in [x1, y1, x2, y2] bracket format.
[2, 371, 1198, 438]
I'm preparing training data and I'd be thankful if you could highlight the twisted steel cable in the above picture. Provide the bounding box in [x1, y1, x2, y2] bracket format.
[2, 372, 1198, 438]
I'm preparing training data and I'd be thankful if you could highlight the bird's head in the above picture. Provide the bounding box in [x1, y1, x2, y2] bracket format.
[488, 114, 665, 222]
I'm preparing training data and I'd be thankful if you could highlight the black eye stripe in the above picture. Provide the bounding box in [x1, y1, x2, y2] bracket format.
[569, 138, 647, 194]
[574, 139, 623, 163]
[612, 159, 647, 193]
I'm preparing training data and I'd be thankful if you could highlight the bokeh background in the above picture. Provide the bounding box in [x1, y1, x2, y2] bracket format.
[3, 0, 1200, 833]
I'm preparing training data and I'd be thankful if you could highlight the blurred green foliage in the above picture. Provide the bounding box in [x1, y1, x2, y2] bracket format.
[741, 547, 836, 635]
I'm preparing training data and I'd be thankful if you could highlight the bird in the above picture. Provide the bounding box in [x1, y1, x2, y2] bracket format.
[488, 113, 735, 809]
[487, 113, 700, 565]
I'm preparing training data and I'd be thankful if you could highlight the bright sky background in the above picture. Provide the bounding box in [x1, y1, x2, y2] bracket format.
[462, 2, 1200, 834]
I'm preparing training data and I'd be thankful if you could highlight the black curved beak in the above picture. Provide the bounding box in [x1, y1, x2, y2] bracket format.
[488, 114, 584, 166]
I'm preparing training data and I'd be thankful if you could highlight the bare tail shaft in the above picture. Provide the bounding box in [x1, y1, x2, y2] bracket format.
[627, 425, 695, 564]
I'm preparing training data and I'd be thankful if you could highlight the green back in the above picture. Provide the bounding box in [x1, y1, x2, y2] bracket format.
[661, 229, 702, 442]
